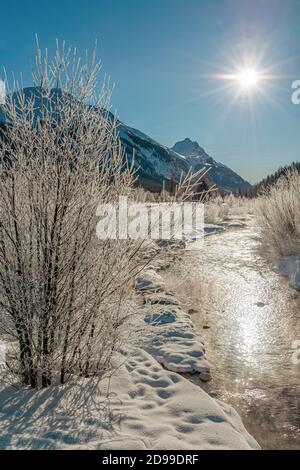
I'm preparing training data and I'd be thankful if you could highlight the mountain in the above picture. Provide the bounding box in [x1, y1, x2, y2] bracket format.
[117, 122, 189, 192]
[117, 130, 251, 193]
[0, 87, 189, 193]
[0, 87, 251, 193]
[172, 138, 251, 193]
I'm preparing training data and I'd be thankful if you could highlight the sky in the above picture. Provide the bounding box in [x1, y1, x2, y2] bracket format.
[1, 0, 300, 183]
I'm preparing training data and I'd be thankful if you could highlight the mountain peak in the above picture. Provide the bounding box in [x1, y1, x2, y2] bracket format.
[171, 138, 205, 157]
[0, 87, 251, 193]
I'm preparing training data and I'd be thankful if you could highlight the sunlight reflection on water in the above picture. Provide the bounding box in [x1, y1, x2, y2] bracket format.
[168, 218, 300, 449]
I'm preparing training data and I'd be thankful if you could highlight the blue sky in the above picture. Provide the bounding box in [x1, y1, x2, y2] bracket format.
[1, 0, 300, 182]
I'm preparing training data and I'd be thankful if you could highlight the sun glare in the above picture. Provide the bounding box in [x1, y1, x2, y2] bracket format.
[236, 68, 259, 89]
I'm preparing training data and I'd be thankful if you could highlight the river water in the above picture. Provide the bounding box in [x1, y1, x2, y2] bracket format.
[165, 216, 300, 449]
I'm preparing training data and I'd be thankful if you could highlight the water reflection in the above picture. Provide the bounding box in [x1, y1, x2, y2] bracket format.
[167, 218, 300, 449]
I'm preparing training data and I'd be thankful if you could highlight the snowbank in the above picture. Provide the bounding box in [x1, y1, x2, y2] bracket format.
[0, 231, 260, 450]
[277, 255, 300, 290]
[135, 264, 210, 381]
[0, 348, 259, 450]
[143, 305, 210, 380]
[135, 269, 166, 292]
[204, 224, 225, 235]
[131, 234, 258, 450]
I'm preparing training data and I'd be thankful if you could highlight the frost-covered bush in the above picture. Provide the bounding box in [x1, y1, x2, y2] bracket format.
[256, 170, 300, 257]
[204, 194, 253, 224]
[0, 42, 142, 389]
[204, 196, 229, 223]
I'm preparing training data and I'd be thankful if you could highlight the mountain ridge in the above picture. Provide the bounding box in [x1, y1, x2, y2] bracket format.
[0, 87, 251, 193]
[171, 138, 251, 193]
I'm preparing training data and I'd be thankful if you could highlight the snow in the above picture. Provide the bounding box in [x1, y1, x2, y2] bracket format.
[135, 269, 166, 292]
[204, 224, 225, 235]
[172, 138, 207, 159]
[277, 255, 300, 290]
[118, 125, 187, 181]
[218, 221, 246, 229]
[143, 305, 210, 379]
[0, 348, 259, 450]
[0, 227, 260, 450]
[156, 239, 186, 249]
[135, 263, 210, 379]
[146, 258, 170, 271]
[143, 293, 179, 306]
[1, 88, 251, 193]
[171, 138, 251, 192]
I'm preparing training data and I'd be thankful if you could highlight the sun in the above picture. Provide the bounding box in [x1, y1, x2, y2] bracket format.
[236, 68, 259, 89]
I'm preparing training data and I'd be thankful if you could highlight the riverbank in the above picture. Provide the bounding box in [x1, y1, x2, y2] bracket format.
[0, 231, 260, 450]
[162, 216, 300, 449]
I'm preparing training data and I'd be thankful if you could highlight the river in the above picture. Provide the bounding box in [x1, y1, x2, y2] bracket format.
[164, 216, 300, 449]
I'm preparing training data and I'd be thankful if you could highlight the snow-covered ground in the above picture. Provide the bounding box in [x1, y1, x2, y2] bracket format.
[136, 266, 210, 381]
[0, 347, 259, 450]
[0, 228, 260, 450]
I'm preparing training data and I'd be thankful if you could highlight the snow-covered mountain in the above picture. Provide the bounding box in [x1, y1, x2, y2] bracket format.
[0, 87, 251, 193]
[117, 122, 190, 192]
[172, 138, 251, 192]
[118, 129, 251, 193]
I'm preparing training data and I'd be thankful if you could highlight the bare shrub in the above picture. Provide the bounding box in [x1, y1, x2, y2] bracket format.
[0, 41, 143, 389]
[223, 194, 254, 216]
[255, 170, 300, 257]
[204, 196, 228, 224]
[204, 193, 253, 224]
[133, 166, 210, 204]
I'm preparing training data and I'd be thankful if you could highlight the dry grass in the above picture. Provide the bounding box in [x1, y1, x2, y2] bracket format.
[204, 194, 253, 224]
[255, 170, 300, 258]
[163, 270, 216, 315]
